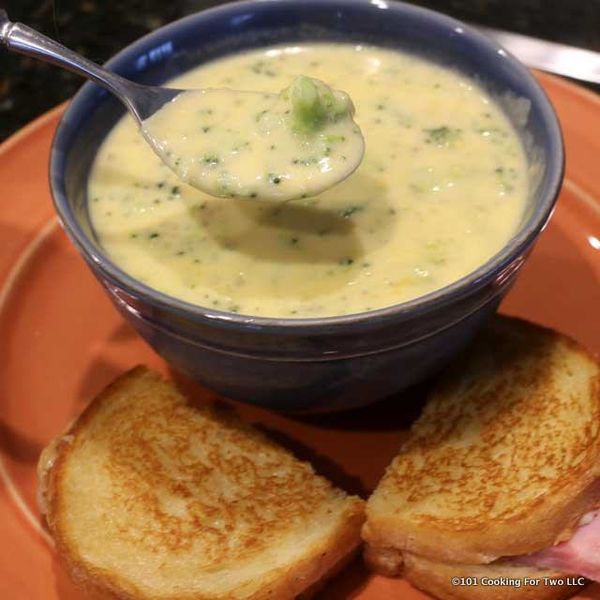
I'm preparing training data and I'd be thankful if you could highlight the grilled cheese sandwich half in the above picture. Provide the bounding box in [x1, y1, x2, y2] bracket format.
[38, 367, 364, 599]
[364, 316, 600, 600]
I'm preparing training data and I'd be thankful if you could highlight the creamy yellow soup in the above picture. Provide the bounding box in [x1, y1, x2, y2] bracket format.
[89, 44, 528, 318]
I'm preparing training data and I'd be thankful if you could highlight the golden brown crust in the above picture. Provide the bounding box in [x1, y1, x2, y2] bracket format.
[364, 316, 600, 564]
[400, 553, 585, 600]
[40, 366, 365, 600]
[43, 368, 149, 599]
[364, 474, 600, 564]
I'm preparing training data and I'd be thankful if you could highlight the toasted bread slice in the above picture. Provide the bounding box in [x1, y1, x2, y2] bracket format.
[399, 553, 582, 600]
[38, 367, 364, 600]
[364, 316, 600, 566]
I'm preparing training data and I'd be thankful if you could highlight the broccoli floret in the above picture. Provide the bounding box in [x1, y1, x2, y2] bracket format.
[423, 126, 461, 146]
[285, 76, 354, 134]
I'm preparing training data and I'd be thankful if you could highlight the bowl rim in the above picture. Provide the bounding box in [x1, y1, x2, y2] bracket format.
[50, 0, 565, 332]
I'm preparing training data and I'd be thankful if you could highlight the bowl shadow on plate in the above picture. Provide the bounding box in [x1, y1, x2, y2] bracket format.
[294, 377, 432, 432]
[0, 420, 44, 464]
[249, 379, 433, 496]
[320, 555, 373, 599]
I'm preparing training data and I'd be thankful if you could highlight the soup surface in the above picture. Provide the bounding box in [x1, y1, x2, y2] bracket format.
[89, 44, 528, 318]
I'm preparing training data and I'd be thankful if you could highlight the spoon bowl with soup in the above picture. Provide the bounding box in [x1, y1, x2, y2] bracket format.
[144, 75, 364, 200]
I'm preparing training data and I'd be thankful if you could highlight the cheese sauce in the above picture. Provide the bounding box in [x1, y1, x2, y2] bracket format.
[89, 44, 528, 318]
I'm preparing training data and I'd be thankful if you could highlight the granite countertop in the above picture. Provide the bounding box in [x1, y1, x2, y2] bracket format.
[1, 0, 599, 140]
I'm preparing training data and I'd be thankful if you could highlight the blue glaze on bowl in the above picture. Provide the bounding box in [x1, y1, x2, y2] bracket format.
[50, 0, 564, 412]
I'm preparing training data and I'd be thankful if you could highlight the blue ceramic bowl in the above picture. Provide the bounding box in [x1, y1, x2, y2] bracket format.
[50, 0, 564, 412]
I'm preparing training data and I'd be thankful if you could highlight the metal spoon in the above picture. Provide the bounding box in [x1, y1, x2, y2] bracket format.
[0, 9, 180, 127]
[0, 10, 364, 201]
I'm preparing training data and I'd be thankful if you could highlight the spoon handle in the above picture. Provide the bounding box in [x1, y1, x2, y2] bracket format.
[0, 9, 143, 122]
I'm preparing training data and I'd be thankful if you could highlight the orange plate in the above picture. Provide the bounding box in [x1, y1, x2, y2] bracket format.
[1, 73, 600, 599]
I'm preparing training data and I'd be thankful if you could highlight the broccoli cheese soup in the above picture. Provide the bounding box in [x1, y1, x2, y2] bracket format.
[89, 43, 528, 318]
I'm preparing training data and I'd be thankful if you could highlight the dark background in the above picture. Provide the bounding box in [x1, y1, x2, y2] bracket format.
[2, 0, 599, 140]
